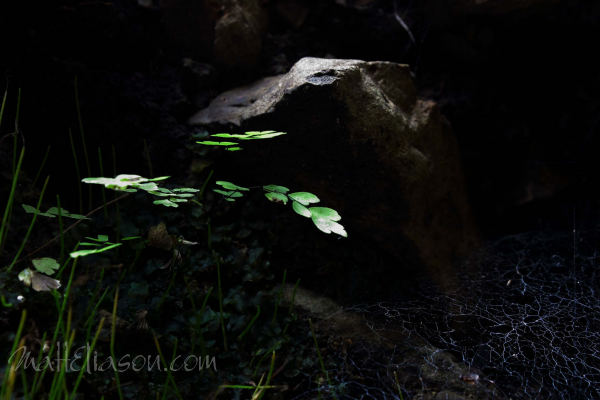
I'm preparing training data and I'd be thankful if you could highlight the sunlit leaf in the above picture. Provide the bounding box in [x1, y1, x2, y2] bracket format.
[308, 207, 341, 222]
[18, 268, 32, 286]
[197, 141, 239, 146]
[263, 185, 290, 194]
[288, 192, 320, 206]
[265, 192, 288, 205]
[121, 236, 142, 241]
[145, 176, 171, 182]
[148, 191, 171, 197]
[292, 201, 311, 218]
[82, 177, 118, 185]
[115, 174, 146, 183]
[311, 218, 347, 237]
[216, 181, 250, 191]
[107, 186, 138, 193]
[214, 189, 244, 198]
[85, 234, 109, 243]
[32, 257, 60, 275]
[245, 131, 286, 139]
[211, 133, 247, 139]
[171, 193, 195, 198]
[173, 188, 200, 193]
[70, 243, 122, 258]
[136, 182, 160, 191]
[153, 199, 179, 207]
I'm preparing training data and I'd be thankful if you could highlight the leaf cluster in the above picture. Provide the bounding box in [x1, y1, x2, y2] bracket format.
[197, 130, 286, 151]
[213, 182, 347, 237]
[82, 174, 199, 208]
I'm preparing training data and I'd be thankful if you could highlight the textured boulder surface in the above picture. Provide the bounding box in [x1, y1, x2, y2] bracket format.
[446, 0, 561, 15]
[190, 57, 479, 283]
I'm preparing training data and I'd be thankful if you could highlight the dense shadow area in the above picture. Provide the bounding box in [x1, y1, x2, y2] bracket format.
[1, 0, 600, 398]
[1, 0, 599, 234]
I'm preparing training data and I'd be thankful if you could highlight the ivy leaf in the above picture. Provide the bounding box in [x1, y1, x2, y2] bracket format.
[263, 185, 290, 194]
[292, 201, 311, 218]
[32, 257, 60, 275]
[265, 192, 288, 205]
[288, 192, 320, 206]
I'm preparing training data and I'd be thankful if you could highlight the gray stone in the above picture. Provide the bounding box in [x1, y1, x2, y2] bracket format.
[190, 57, 479, 285]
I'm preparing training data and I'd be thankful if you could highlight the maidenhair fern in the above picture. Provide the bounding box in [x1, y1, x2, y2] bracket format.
[22, 205, 90, 220]
[212, 182, 347, 237]
[197, 130, 286, 151]
[82, 174, 199, 207]
[202, 130, 347, 237]
[70, 234, 141, 258]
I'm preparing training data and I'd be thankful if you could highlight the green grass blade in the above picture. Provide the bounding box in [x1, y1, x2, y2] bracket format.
[7, 175, 50, 272]
[0, 146, 25, 254]
[32, 145, 51, 188]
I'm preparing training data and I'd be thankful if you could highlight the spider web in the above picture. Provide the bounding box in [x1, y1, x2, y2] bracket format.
[293, 229, 600, 399]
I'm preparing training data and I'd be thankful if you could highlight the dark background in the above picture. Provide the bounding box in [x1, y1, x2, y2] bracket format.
[1, 0, 599, 238]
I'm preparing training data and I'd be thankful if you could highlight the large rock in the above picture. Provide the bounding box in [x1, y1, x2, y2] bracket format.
[421, 0, 563, 22]
[190, 57, 479, 283]
[160, 0, 267, 68]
